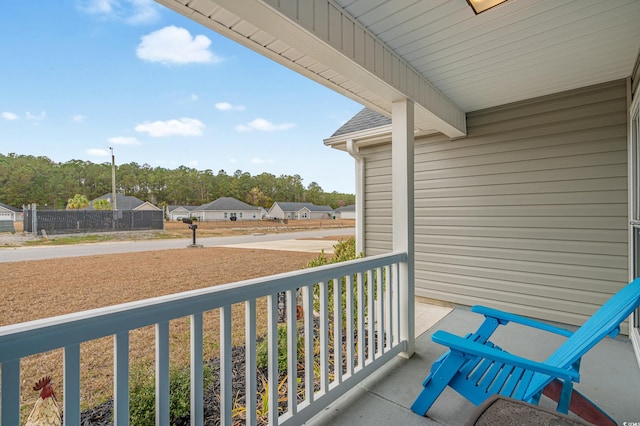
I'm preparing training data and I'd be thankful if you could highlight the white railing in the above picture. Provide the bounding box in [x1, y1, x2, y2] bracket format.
[0, 252, 408, 426]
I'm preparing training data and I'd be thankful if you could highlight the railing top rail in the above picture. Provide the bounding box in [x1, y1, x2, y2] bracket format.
[0, 251, 407, 361]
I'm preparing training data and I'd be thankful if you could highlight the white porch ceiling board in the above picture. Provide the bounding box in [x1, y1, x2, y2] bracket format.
[335, 0, 640, 112]
[407, 1, 633, 72]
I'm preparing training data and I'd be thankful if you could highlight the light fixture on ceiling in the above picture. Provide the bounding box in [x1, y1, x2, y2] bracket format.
[466, 0, 510, 14]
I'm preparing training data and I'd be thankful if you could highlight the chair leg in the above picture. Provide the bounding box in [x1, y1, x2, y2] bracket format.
[411, 351, 467, 416]
[542, 379, 617, 426]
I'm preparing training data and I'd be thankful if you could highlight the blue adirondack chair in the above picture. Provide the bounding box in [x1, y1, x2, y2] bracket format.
[411, 278, 640, 425]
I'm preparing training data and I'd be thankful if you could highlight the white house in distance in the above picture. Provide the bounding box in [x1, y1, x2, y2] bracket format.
[191, 197, 263, 221]
[0, 202, 21, 221]
[167, 205, 197, 221]
[334, 204, 355, 219]
[268, 202, 334, 220]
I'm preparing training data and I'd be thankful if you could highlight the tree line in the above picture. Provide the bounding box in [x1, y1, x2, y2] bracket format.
[0, 153, 355, 210]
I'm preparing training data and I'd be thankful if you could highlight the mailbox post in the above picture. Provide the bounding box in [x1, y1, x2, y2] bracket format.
[182, 218, 202, 248]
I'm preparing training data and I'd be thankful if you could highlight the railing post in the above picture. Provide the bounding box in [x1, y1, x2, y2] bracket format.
[392, 99, 415, 358]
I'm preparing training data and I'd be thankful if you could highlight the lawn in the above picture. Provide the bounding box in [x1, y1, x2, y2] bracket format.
[1, 224, 349, 418]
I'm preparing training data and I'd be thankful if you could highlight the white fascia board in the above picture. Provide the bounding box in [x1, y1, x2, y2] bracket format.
[324, 126, 440, 152]
[155, 0, 466, 138]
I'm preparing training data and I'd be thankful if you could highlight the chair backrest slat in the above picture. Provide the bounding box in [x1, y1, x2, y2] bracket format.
[525, 278, 640, 398]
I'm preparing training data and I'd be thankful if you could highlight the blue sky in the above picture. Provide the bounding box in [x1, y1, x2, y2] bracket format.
[0, 0, 362, 193]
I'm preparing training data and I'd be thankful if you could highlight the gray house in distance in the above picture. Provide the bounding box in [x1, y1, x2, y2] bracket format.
[268, 202, 334, 220]
[191, 197, 263, 221]
[88, 193, 161, 211]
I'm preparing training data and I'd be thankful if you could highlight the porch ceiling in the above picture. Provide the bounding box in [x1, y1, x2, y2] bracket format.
[156, 0, 640, 138]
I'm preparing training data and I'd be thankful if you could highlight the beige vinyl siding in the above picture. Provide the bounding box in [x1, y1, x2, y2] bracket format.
[362, 144, 392, 255]
[362, 80, 629, 329]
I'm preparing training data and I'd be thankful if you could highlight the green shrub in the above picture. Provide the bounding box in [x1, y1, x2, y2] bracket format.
[129, 363, 214, 425]
[304, 237, 368, 323]
[256, 324, 304, 372]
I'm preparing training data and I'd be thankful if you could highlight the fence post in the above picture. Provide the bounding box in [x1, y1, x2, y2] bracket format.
[31, 203, 37, 236]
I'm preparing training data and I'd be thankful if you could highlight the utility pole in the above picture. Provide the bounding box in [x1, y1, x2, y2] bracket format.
[110, 147, 117, 210]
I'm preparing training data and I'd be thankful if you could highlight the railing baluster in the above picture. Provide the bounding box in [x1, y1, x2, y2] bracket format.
[345, 274, 355, 377]
[64, 343, 81, 426]
[392, 262, 400, 346]
[333, 278, 342, 384]
[357, 272, 365, 370]
[367, 269, 375, 362]
[245, 299, 257, 426]
[286, 289, 297, 416]
[267, 294, 279, 425]
[190, 313, 203, 426]
[114, 332, 129, 426]
[376, 267, 384, 356]
[302, 285, 314, 405]
[1, 359, 20, 426]
[384, 265, 392, 351]
[156, 321, 170, 426]
[220, 306, 232, 426]
[319, 281, 329, 395]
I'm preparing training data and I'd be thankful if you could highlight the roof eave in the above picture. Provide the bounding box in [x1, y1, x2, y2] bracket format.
[324, 125, 441, 151]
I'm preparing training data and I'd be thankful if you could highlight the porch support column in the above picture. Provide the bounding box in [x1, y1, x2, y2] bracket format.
[346, 139, 365, 254]
[392, 98, 415, 358]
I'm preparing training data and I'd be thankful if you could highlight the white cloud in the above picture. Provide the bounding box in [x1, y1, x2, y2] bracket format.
[187, 160, 199, 167]
[1, 112, 18, 121]
[229, 158, 238, 164]
[72, 114, 86, 123]
[108, 136, 142, 145]
[25, 111, 46, 121]
[78, 0, 160, 24]
[135, 117, 205, 137]
[215, 102, 245, 111]
[87, 148, 109, 157]
[235, 118, 294, 132]
[250, 158, 274, 164]
[137, 26, 221, 65]
[191, 94, 199, 101]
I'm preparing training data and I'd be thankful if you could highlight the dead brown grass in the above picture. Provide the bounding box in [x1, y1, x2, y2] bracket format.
[1, 246, 323, 412]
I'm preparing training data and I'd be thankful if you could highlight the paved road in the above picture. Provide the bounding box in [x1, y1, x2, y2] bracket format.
[0, 228, 354, 263]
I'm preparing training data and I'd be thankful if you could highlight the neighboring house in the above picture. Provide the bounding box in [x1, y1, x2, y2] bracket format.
[88, 193, 161, 211]
[268, 202, 334, 220]
[334, 204, 355, 219]
[0, 202, 21, 221]
[191, 197, 262, 221]
[167, 205, 197, 221]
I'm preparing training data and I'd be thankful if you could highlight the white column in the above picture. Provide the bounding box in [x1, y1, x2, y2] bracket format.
[392, 98, 415, 358]
[347, 139, 365, 254]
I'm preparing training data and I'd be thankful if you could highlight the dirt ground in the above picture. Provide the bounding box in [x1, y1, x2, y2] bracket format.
[0, 219, 353, 413]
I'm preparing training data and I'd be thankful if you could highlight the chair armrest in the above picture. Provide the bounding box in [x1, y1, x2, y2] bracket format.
[432, 330, 580, 382]
[471, 306, 574, 338]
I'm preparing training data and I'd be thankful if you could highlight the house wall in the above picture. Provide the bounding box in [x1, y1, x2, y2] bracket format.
[269, 204, 285, 219]
[339, 211, 356, 219]
[361, 80, 629, 329]
[196, 210, 261, 221]
[0, 208, 19, 221]
[169, 208, 192, 220]
[309, 211, 330, 219]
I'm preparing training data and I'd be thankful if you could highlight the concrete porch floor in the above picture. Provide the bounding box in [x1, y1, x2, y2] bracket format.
[307, 301, 640, 425]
